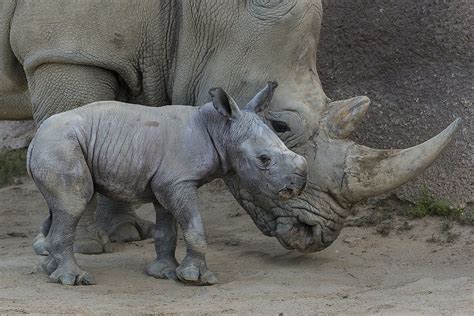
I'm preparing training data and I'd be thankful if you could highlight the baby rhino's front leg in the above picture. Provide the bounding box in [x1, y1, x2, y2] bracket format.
[153, 183, 217, 285]
[146, 203, 179, 280]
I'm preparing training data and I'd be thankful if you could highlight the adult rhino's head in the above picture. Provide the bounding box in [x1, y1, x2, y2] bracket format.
[172, 0, 461, 252]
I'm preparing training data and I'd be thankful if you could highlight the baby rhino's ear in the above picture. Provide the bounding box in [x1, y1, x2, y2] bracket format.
[209, 88, 242, 120]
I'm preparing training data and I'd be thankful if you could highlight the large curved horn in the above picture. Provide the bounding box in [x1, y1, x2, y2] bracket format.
[341, 118, 462, 202]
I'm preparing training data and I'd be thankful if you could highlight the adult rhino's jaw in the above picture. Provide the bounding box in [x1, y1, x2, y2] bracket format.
[272, 187, 349, 252]
[224, 175, 349, 252]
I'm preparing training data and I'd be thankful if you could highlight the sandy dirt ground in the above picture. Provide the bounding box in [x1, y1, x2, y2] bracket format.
[0, 178, 473, 315]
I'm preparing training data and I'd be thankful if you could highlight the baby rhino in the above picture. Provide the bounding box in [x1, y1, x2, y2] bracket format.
[28, 82, 307, 286]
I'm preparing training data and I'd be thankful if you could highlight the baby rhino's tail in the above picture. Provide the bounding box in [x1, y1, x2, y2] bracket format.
[26, 136, 35, 178]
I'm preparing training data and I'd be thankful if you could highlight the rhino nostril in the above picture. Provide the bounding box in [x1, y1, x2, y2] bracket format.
[289, 179, 306, 195]
[278, 187, 293, 199]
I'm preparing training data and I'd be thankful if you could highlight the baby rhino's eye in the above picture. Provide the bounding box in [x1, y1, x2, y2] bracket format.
[258, 155, 271, 166]
[271, 120, 291, 133]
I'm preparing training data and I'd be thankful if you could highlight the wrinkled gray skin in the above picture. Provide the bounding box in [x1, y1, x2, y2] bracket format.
[28, 83, 308, 285]
[1, 0, 460, 254]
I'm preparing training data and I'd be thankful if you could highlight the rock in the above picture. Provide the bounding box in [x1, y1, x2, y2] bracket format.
[0, 121, 35, 150]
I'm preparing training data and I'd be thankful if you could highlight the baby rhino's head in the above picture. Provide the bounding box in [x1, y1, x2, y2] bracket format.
[209, 82, 307, 200]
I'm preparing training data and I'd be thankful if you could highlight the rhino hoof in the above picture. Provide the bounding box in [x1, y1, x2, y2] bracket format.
[41, 255, 58, 275]
[176, 261, 218, 286]
[108, 223, 141, 243]
[50, 268, 95, 286]
[73, 228, 112, 254]
[32, 233, 48, 256]
[146, 258, 178, 280]
[107, 219, 154, 243]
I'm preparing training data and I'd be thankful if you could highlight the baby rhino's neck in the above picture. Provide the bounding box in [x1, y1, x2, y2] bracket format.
[196, 104, 233, 176]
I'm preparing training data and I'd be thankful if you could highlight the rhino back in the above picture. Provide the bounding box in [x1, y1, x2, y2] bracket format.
[64, 102, 203, 202]
[10, 0, 178, 107]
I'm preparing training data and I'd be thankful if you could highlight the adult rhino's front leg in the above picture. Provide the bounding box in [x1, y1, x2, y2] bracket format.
[28, 63, 153, 254]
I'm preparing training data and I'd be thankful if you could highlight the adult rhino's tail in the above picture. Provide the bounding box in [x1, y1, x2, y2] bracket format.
[0, 0, 32, 120]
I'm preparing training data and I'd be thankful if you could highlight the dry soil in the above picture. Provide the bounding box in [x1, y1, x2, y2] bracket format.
[0, 179, 473, 315]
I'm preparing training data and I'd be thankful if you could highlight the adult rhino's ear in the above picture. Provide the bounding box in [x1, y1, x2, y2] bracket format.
[244, 81, 278, 113]
[209, 87, 242, 120]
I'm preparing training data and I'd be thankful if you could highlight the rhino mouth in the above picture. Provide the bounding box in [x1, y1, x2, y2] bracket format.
[273, 189, 348, 252]
[225, 175, 349, 252]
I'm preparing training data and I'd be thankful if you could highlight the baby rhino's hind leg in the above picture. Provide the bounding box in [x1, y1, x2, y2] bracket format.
[30, 143, 96, 285]
[47, 200, 96, 285]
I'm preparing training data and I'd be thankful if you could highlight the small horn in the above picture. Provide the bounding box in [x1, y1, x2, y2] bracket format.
[341, 118, 462, 202]
[327, 96, 370, 139]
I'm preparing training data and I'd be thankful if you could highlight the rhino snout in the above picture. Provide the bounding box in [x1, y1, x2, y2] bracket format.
[292, 154, 307, 178]
[278, 154, 308, 200]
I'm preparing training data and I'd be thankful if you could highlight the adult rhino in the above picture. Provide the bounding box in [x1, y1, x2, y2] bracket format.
[0, 0, 460, 254]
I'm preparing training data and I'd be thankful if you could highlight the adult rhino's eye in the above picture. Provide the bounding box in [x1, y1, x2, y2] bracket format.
[258, 155, 271, 166]
[271, 120, 291, 133]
